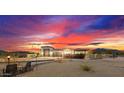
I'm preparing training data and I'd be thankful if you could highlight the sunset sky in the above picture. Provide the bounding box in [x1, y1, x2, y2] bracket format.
[0, 15, 124, 52]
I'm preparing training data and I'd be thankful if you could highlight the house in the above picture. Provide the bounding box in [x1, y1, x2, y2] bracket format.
[40, 46, 89, 59]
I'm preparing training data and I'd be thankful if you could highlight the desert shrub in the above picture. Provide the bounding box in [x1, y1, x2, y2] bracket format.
[80, 64, 92, 72]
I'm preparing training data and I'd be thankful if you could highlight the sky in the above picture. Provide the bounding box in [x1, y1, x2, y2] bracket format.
[0, 15, 124, 52]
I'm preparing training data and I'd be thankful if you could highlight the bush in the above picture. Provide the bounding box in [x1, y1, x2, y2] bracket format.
[81, 64, 92, 72]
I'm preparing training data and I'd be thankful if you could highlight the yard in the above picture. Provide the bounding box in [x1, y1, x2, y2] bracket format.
[17, 57, 124, 77]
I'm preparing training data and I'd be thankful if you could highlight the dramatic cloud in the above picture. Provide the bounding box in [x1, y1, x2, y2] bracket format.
[0, 15, 124, 51]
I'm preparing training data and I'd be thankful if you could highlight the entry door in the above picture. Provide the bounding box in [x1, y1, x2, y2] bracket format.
[43, 49, 50, 57]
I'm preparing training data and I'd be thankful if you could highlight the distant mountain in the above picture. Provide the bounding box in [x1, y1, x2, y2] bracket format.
[9, 51, 35, 58]
[0, 50, 7, 53]
[10, 51, 32, 54]
[0, 50, 35, 57]
[0, 50, 8, 57]
[92, 48, 124, 56]
[93, 48, 119, 52]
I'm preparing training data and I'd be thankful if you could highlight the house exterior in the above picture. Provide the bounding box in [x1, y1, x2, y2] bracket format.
[40, 46, 88, 59]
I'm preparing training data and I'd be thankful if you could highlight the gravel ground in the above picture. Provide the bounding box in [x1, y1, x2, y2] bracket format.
[17, 57, 124, 77]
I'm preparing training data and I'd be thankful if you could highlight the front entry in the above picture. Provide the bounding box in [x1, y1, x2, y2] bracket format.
[43, 49, 50, 57]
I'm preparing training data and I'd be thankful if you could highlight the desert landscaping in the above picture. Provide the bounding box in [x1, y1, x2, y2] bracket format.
[1, 56, 124, 77]
[12, 57, 124, 77]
